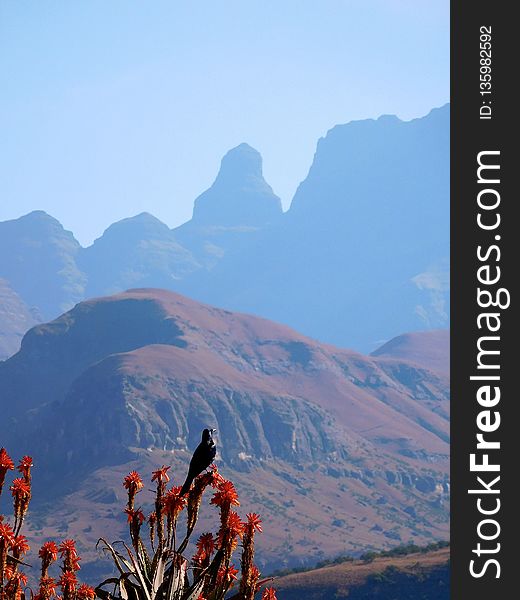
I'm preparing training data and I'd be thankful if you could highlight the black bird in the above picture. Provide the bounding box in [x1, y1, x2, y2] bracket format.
[180, 428, 217, 496]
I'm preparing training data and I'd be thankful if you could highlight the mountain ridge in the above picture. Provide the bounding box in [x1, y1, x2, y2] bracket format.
[0, 104, 449, 356]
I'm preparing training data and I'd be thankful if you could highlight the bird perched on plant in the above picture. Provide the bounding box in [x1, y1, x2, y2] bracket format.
[180, 428, 217, 496]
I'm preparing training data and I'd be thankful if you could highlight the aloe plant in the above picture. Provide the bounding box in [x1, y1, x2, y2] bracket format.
[95, 465, 277, 600]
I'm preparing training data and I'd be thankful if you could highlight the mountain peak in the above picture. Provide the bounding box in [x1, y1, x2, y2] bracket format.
[92, 212, 171, 246]
[218, 143, 263, 181]
[4, 210, 73, 236]
[191, 144, 282, 227]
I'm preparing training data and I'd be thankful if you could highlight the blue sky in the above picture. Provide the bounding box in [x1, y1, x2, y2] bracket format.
[0, 1, 449, 246]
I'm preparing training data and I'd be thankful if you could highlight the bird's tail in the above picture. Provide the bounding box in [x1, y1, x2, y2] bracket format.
[180, 476, 193, 497]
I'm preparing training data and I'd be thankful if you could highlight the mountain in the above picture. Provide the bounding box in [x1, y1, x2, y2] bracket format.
[173, 143, 283, 269]
[0, 210, 85, 319]
[179, 105, 450, 352]
[274, 546, 450, 600]
[0, 289, 449, 573]
[0, 278, 41, 360]
[371, 330, 450, 376]
[190, 143, 282, 227]
[0, 105, 449, 352]
[78, 212, 199, 298]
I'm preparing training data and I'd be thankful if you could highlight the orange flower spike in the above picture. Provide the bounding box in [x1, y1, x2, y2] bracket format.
[210, 480, 240, 508]
[251, 565, 261, 590]
[10, 478, 31, 499]
[37, 576, 57, 600]
[58, 571, 77, 594]
[162, 486, 186, 521]
[0, 522, 14, 543]
[123, 471, 144, 491]
[10, 477, 31, 523]
[151, 465, 171, 483]
[39, 541, 59, 577]
[218, 564, 239, 585]
[0, 447, 15, 496]
[39, 541, 59, 563]
[76, 584, 96, 600]
[246, 513, 263, 534]
[227, 511, 244, 539]
[209, 464, 225, 488]
[58, 539, 78, 559]
[262, 588, 278, 600]
[125, 508, 146, 524]
[11, 534, 30, 558]
[0, 522, 15, 584]
[196, 532, 215, 557]
[123, 471, 144, 510]
[5, 569, 28, 600]
[17, 456, 33, 481]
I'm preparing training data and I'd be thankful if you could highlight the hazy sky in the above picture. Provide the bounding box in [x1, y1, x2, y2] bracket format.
[0, 1, 449, 246]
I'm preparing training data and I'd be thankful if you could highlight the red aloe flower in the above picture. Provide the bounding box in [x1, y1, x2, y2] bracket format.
[0, 521, 15, 584]
[11, 534, 30, 558]
[211, 480, 240, 508]
[250, 565, 261, 590]
[76, 583, 96, 600]
[58, 539, 78, 558]
[124, 508, 145, 524]
[123, 471, 144, 510]
[10, 478, 30, 499]
[17, 456, 33, 481]
[262, 588, 278, 600]
[209, 464, 225, 488]
[5, 569, 28, 600]
[39, 541, 59, 577]
[162, 486, 186, 521]
[39, 541, 59, 562]
[58, 571, 77, 594]
[35, 576, 57, 600]
[59, 539, 81, 574]
[151, 465, 171, 483]
[0, 447, 15, 495]
[192, 532, 215, 569]
[226, 511, 244, 539]
[124, 471, 144, 490]
[10, 477, 31, 528]
[246, 513, 263, 534]
[217, 564, 239, 587]
[0, 522, 14, 543]
[196, 532, 215, 558]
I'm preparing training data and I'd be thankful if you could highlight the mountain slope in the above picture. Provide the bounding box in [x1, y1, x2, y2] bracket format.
[0, 289, 449, 572]
[371, 330, 449, 376]
[78, 212, 199, 298]
[0, 211, 86, 318]
[274, 547, 450, 600]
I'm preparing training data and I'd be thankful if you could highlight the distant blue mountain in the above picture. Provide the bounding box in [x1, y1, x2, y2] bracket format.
[177, 105, 449, 351]
[0, 105, 449, 354]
